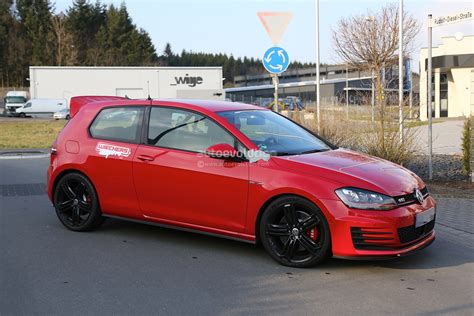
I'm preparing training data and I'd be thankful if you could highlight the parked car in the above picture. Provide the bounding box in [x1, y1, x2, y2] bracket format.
[16, 99, 67, 118]
[53, 108, 70, 120]
[47, 97, 436, 268]
[283, 96, 305, 111]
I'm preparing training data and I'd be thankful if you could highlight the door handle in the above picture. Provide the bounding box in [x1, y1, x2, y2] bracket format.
[137, 154, 154, 162]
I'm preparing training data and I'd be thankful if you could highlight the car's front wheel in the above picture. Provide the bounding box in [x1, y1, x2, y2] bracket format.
[260, 196, 331, 268]
[53, 173, 104, 231]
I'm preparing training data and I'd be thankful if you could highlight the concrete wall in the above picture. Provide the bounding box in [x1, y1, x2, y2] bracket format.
[29, 67, 224, 104]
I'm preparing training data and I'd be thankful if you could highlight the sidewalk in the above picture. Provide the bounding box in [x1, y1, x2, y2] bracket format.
[414, 120, 464, 155]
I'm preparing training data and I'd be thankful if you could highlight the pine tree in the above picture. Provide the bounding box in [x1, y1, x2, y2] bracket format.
[16, 0, 54, 66]
[67, 0, 106, 65]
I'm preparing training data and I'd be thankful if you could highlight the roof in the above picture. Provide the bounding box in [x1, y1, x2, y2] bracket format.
[70, 96, 262, 118]
[29, 66, 222, 70]
[225, 76, 372, 92]
[156, 99, 260, 112]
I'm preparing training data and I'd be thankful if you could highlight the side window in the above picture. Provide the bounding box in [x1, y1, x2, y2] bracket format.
[89, 107, 144, 143]
[148, 107, 235, 153]
[24, 102, 31, 108]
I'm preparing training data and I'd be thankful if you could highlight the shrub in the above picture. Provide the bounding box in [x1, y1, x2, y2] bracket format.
[461, 117, 471, 175]
[294, 106, 419, 166]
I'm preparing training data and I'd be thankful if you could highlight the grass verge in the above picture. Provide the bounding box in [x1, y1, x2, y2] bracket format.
[0, 119, 66, 149]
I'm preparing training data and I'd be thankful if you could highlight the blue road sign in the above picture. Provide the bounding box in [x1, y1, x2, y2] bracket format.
[262, 47, 289, 74]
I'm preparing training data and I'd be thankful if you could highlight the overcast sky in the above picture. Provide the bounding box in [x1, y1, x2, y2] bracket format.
[53, 0, 473, 70]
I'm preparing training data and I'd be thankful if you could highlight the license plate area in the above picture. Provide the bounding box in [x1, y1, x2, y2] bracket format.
[415, 207, 436, 228]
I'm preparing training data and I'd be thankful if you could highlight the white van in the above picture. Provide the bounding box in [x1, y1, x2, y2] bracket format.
[16, 99, 68, 118]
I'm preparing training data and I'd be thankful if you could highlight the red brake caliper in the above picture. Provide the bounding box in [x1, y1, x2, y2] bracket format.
[306, 227, 319, 241]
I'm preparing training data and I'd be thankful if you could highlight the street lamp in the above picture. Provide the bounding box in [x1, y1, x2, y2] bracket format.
[315, 0, 320, 131]
[398, 0, 404, 142]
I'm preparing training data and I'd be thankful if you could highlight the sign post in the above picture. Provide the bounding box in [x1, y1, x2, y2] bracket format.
[426, 10, 472, 180]
[272, 75, 279, 112]
[427, 14, 433, 180]
[258, 12, 292, 113]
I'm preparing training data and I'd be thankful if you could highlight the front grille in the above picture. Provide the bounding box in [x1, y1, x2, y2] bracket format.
[394, 186, 429, 206]
[398, 219, 435, 244]
[351, 227, 398, 250]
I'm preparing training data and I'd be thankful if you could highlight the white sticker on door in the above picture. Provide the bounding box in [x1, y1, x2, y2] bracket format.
[96, 143, 131, 159]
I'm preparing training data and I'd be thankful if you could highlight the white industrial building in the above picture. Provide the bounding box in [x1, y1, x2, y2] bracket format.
[419, 35, 474, 120]
[28, 66, 224, 104]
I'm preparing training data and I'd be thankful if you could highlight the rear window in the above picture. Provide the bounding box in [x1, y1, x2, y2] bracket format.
[89, 107, 144, 143]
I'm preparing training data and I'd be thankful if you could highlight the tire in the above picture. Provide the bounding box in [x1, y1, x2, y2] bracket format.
[19, 112, 25, 118]
[259, 196, 331, 268]
[53, 172, 104, 232]
[66, 115, 70, 120]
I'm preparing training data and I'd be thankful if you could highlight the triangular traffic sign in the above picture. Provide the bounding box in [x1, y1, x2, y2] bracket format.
[257, 12, 293, 45]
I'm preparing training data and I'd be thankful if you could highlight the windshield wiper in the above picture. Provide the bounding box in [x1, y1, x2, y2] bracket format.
[273, 152, 296, 156]
[299, 149, 330, 155]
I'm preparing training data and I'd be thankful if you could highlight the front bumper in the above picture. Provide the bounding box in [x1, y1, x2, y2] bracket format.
[321, 196, 436, 258]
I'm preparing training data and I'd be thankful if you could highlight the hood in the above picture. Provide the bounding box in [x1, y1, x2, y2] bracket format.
[273, 149, 424, 196]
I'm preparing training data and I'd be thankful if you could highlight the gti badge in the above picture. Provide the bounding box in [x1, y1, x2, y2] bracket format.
[415, 189, 424, 204]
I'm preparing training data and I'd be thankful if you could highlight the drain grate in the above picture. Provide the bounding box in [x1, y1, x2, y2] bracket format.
[0, 183, 46, 197]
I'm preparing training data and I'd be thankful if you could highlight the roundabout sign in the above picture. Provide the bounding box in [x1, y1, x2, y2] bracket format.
[262, 46, 289, 74]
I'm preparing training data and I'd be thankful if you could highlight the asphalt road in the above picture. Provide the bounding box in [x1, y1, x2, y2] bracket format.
[1, 157, 473, 315]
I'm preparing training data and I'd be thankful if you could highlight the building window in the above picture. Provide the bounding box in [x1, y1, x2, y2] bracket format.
[440, 73, 448, 117]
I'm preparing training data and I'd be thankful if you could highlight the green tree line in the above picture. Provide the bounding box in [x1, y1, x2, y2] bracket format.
[0, 0, 315, 87]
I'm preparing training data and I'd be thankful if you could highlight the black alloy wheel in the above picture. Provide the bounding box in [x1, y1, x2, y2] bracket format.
[260, 196, 331, 268]
[54, 173, 104, 231]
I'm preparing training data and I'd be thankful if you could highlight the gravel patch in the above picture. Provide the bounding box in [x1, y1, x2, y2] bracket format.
[406, 154, 469, 182]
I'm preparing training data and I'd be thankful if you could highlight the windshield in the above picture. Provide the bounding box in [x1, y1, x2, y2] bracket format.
[5, 96, 27, 104]
[218, 110, 331, 156]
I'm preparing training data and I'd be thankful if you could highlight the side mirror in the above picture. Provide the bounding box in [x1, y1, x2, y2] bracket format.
[206, 143, 238, 159]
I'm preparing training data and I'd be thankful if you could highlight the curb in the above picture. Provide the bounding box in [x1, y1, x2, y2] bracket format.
[0, 153, 50, 160]
[0, 149, 50, 160]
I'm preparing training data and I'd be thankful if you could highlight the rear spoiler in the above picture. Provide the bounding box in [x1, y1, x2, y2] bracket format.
[70, 96, 126, 118]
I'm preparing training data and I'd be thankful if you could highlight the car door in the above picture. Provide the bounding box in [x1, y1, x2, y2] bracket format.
[133, 106, 249, 233]
[85, 105, 145, 218]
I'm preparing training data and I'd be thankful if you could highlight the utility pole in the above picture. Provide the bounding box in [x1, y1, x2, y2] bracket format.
[345, 65, 349, 119]
[398, 0, 404, 142]
[409, 58, 413, 119]
[315, 0, 320, 131]
[371, 68, 375, 122]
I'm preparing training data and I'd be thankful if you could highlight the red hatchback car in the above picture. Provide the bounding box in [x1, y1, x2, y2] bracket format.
[47, 96, 436, 268]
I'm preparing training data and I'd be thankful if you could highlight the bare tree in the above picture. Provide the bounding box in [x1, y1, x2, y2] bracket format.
[332, 4, 419, 146]
[51, 13, 77, 66]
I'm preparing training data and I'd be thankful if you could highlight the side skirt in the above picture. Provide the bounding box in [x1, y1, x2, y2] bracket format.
[103, 214, 256, 245]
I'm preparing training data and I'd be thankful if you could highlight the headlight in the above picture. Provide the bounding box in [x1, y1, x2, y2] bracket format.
[335, 187, 397, 210]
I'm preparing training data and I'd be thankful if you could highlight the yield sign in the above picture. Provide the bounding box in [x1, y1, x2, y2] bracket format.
[257, 12, 293, 45]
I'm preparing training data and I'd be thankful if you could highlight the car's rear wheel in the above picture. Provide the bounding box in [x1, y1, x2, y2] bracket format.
[259, 196, 331, 268]
[53, 173, 104, 231]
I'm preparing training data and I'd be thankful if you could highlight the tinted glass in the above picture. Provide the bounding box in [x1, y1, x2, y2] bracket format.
[218, 110, 331, 156]
[148, 107, 235, 153]
[89, 107, 144, 143]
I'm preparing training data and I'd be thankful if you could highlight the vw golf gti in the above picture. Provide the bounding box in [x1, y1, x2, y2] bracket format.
[47, 96, 436, 268]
